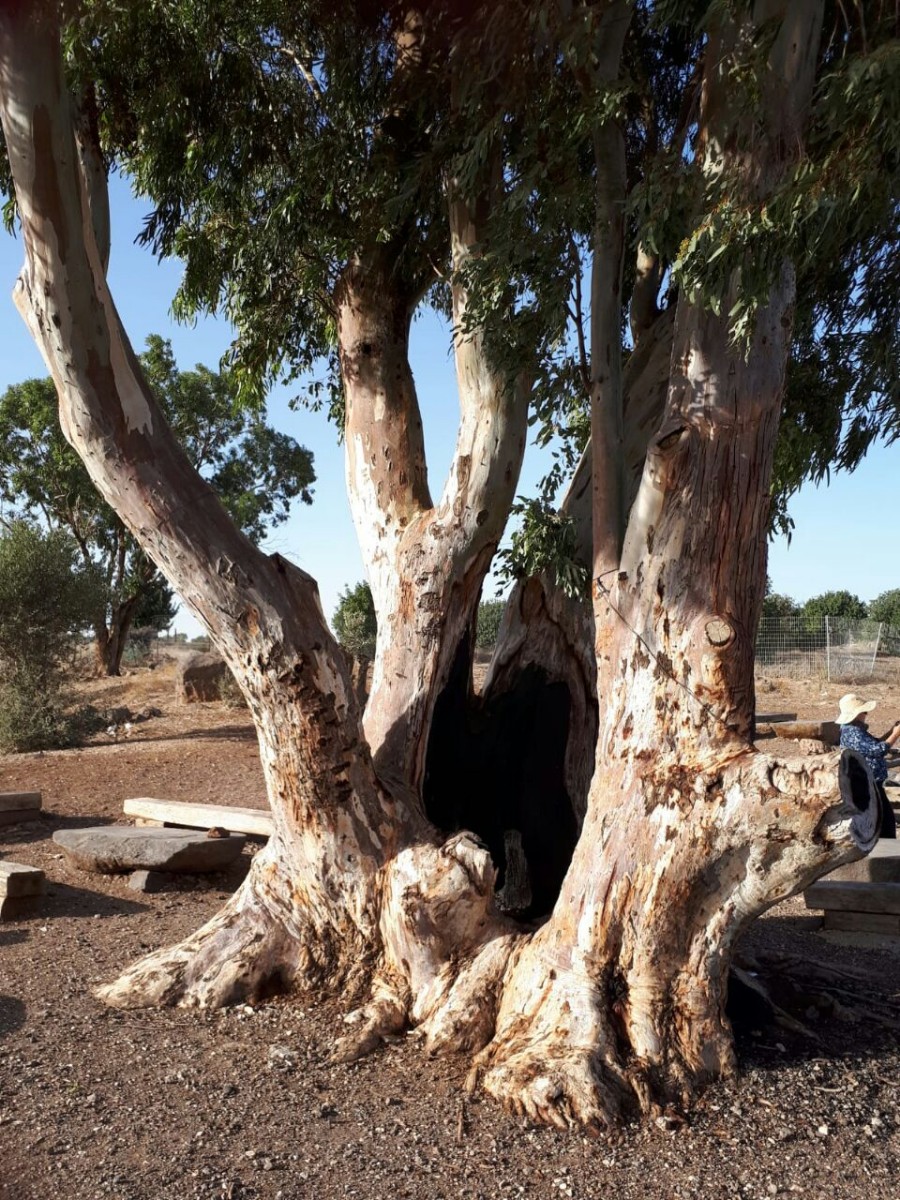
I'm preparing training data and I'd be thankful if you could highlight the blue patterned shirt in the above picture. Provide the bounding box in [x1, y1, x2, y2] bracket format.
[839, 722, 889, 784]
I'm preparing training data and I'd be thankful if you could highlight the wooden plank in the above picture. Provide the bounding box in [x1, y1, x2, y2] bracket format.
[756, 712, 797, 724]
[823, 911, 900, 935]
[0, 809, 43, 828]
[0, 861, 46, 898]
[0, 792, 41, 812]
[804, 880, 900, 915]
[123, 797, 273, 838]
[755, 720, 840, 745]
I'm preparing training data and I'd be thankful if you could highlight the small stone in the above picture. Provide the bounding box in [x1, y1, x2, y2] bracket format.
[816, 1124, 828, 1137]
[267, 1045, 297, 1070]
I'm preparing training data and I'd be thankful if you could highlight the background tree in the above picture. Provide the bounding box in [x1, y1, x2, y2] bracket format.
[761, 591, 800, 622]
[0, 521, 105, 752]
[332, 581, 377, 660]
[475, 599, 506, 650]
[0, 0, 893, 1132]
[0, 336, 315, 674]
[868, 588, 900, 631]
[801, 590, 869, 638]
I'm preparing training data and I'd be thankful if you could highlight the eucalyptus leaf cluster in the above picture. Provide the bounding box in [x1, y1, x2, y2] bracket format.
[496, 498, 589, 600]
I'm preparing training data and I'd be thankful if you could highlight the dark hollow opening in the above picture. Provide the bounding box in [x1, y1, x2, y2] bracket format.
[842, 750, 872, 813]
[424, 636, 579, 920]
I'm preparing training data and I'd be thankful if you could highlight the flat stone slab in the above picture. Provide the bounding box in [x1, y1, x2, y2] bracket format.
[824, 840, 900, 884]
[804, 880, 900, 916]
[823, 910, 900, 935]
[52, 826, 245, 875]
[127, 870, 170, 893]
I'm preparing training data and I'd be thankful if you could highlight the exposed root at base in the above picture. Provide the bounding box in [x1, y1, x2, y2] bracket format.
[94, 848, 369, 1010]
[95, 891, 299, 1009]
[332, 983, 408, 1062]
[473, 1044, 633, 1131]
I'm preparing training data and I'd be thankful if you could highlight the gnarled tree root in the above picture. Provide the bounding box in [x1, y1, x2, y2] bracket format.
[96, 847, 370, 1009]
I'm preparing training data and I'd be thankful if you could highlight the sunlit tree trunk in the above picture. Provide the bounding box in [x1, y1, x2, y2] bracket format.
[0, 0, 518, 1053]
[472, 0, 871, 1125]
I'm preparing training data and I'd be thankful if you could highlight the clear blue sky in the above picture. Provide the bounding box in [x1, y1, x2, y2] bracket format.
[0, 174, 896, 635]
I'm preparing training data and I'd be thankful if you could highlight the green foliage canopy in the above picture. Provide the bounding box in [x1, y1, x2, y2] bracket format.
[1, 0, 896, 587]
[476, 600, 506, 650]
[800, 589, 868, 634]
[868, 589, 900, 630]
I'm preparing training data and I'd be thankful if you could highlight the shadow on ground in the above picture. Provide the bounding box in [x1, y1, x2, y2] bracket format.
[0, 994, 26, 1039]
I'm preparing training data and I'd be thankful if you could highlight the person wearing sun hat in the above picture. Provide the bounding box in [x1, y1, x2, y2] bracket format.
[836, 693, 900, 838]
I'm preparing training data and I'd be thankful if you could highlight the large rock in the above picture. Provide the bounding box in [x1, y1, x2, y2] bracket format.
[177, 652, 229, 702]
[52, 826, 245, 874]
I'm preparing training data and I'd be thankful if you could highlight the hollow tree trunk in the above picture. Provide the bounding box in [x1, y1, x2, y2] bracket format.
[475, 264, 878, 1125]
[467, 308, 676, 910]
[3, 0, 879, 1136]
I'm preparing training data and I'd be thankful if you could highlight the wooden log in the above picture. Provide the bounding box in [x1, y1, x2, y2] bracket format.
[123, 797, 273, 838]
[0, 792, 41, 812]
[804, 880, 900, 915]
[755, 712, 797, 724]
[822, 911, 900, 935]
[755, 720, 840, 745]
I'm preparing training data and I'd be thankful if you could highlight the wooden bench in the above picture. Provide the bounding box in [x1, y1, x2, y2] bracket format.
[804, 878, 900, 935]
[0, 791, 42, 828]
[123, 797, 273, 838]
[0, 860, 46, 919]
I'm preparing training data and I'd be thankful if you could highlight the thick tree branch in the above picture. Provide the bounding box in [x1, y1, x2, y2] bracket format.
[72, 81, 109, 274]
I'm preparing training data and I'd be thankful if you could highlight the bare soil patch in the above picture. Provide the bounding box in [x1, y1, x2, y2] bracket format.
[1, 664, 899, 1200]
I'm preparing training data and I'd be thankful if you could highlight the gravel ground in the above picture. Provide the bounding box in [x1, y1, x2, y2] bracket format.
[1, 665, 899, 1200]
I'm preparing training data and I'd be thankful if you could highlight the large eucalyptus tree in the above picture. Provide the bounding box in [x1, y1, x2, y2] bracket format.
[1, 0, 896, 1128]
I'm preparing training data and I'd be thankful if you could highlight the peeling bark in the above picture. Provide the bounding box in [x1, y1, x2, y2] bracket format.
[0, 1, 518, 1053]
[2, 0, 875, 1137]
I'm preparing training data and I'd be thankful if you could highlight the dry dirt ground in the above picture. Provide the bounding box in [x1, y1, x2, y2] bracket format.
[2, 662, 900, 1200]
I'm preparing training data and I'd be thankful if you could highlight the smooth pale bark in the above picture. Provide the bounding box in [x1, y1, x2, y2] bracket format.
[478, 307, 676, 852]
[338, 194, 528, 798]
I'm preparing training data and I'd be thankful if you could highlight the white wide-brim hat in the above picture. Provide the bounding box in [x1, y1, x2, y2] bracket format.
[836, 693, 877, 725]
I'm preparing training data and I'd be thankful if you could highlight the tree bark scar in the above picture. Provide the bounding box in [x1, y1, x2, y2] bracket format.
[239, 605, 260, 636]
[704, 617, 734, 647]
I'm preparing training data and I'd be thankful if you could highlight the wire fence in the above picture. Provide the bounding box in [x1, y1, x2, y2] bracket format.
[138, 618, 900, 684]
[756, 615, 900, 682]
